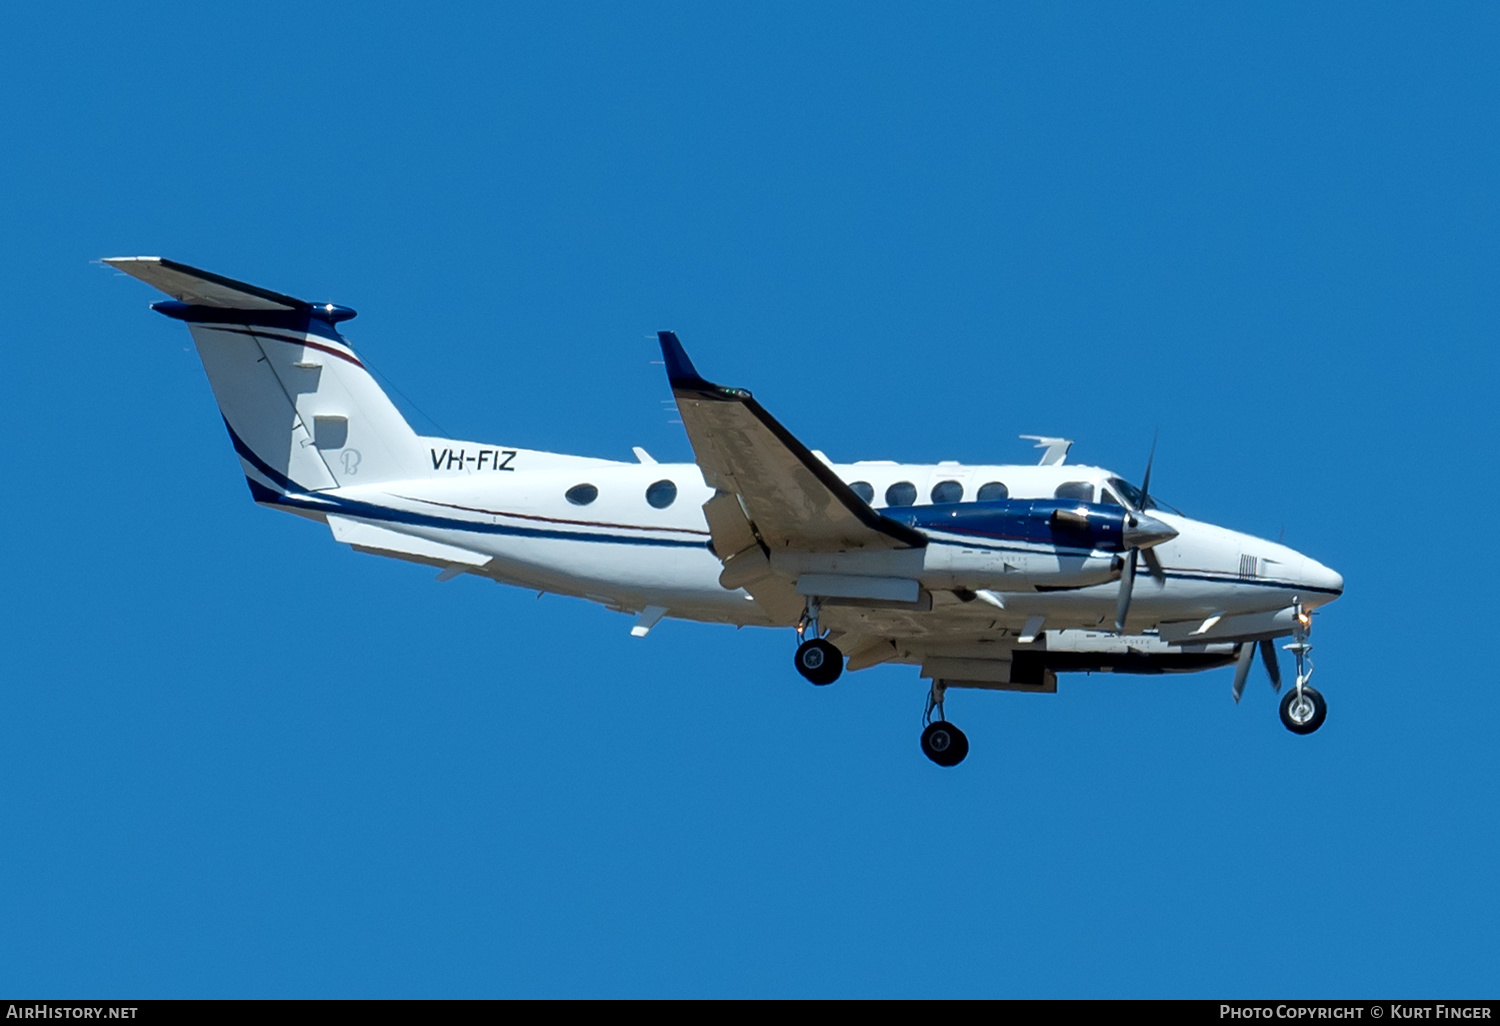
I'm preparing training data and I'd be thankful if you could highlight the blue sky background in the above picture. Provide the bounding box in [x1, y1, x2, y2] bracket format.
[2, 2, 1496, 997]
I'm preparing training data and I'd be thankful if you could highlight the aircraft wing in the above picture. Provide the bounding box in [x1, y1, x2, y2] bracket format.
[659, 332, 926, 557]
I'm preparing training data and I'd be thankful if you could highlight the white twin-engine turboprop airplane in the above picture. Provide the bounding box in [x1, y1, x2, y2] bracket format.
[108, 257, 1344, 766]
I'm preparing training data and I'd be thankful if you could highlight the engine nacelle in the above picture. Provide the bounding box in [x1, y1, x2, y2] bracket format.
[903, 498, 1132, 591]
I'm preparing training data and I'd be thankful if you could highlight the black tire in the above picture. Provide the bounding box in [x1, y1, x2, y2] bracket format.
[794, 638, 843, 686]
[1279, 685, 1327, 735]
[920, 720, 969, 767]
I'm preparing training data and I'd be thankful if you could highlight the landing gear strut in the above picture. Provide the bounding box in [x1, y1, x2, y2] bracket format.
[1279, 606, 1327, 735]
[920, 682, 969, 767]
[793, 599, 842, 686]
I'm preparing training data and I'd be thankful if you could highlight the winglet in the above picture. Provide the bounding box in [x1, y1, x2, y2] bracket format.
[657, 331, 718, 392]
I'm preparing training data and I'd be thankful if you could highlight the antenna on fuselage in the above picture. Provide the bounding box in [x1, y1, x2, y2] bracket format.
[1019, 435, 1073, 466]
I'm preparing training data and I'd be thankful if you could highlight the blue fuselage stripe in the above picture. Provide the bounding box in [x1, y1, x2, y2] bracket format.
[228, 422, 710, 548]
[1157, 569, 1341, 596]
[228, 427, 1339, 587]
[286, 491, 713, 549]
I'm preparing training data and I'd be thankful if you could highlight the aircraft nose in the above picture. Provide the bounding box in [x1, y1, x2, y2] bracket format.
[1302, 557, 1344, 599]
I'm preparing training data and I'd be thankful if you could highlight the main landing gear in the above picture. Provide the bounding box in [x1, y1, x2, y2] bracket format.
[921, 682, 969, 767]
[1279, 607, 1327, 735]
[793, 600, 969, 766]
[793, 599, 843, 686]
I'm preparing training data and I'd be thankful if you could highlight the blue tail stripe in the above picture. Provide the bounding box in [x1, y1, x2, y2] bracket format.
[223, 418, 308, 494]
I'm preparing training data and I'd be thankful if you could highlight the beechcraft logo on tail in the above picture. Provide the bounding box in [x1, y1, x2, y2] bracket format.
[430, 447, 517, 471]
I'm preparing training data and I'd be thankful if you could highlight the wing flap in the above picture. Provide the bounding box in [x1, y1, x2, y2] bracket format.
[701, 490, 759, 558]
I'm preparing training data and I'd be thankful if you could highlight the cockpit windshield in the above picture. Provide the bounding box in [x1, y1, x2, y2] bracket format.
[1106, 477, 1182, 515]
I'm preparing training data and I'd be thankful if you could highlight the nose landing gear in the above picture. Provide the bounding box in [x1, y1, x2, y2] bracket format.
[1280, 686, 1326, 734]
[920, 682, 969, 767]
[1279, 606, 1327, 735]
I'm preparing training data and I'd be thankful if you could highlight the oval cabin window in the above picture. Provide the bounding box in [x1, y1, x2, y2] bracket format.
[885, 481, 918, 507]
[849, 481, 874, 503]
[930, 480, 964, 504]
[565, 484, 598, 506]
[646, 479, 678, 509]
[977, 481, 1009, 501]
[1055, 481, 1095, 502]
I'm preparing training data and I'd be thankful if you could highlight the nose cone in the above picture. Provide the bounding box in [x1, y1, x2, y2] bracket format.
[1123, 513, 1178, 550]
[1302, 557, 1344, 602]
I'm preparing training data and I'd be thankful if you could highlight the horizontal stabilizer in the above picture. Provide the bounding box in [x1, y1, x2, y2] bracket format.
[104, 256, 306, 311]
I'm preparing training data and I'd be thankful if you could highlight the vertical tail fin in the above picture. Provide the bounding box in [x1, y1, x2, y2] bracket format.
[107, 257, 427, 495]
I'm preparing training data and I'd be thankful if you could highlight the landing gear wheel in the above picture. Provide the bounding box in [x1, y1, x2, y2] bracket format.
[1280, 685, 1327, 735]
[920, 720, 969, 767]
[794, 638, 843, 686]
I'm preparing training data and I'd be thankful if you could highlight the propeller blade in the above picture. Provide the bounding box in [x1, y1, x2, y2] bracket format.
[1259, 638, 1282, 692]
[1141, 546, 1167, 583]
[1113, 434, 1164, 636]
[1113, 549, 1137, 633]
[1139, 431, 1158, 501]
[1231, 642, 1255, 703]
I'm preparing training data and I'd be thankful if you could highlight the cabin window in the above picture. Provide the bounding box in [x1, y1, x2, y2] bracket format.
[1107, 476, 1159, 512]
[646, 479, 678, 509]
[976, 481, 1008, 501]
[930, 480, 964, 504]
[885, 481, 917, 507]
[565, 484, 598, 506]
[1055, 481, 1094, 502]
[849, 481, 875, 503]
